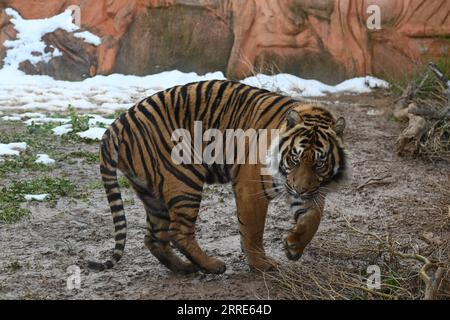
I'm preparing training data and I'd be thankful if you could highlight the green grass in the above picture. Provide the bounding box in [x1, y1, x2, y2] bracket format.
[0, 205, 31, 224]
[88, 180, 103, 189]
[105, 109, 127, 120]
[68, 105, 90, 133]
[388, 57, 450, 98]
[0, 153, 52, 178]
[0, 124, 56, 177]
[0, 177, 77, 223]
[59, 105, 99, 144]
[0, 176, 76, 203]
[88, 176, 131, 190]
[0, 130, 47, 151]
[26, 121, 61, 135]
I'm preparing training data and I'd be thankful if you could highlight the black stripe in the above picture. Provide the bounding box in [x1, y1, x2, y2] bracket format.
[107, 193, 122, 203]
[113, 215, 126, 224]
[100, 165, 115, 176]
[114, 243, 125, 251]
[115, 233, 127, 241]
[111, 204, 124, 212]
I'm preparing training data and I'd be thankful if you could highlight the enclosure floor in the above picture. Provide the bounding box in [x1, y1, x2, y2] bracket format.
[0, 93, 448, 299]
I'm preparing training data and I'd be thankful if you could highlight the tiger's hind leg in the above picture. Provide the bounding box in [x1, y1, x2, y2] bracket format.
[167, 189, 226, 274]
[140, 195, 198, 274]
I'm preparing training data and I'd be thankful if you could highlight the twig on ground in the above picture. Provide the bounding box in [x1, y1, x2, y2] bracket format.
[356, 174, 393, 191]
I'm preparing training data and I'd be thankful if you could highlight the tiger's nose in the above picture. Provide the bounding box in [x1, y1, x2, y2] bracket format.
[296, 186, 318, 196]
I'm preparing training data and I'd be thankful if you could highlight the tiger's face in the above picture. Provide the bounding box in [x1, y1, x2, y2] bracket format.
[270, 105, 347, 260]
[280, 108, 346, 198]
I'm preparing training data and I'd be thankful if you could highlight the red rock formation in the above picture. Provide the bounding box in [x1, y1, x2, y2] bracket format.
[0, 0, 449, 82]
[19, 29, 98, 80]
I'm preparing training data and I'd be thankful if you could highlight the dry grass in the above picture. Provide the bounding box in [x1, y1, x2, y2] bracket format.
[263, 214, 449, 300]
[394, 63, 450, 162]
[418, 120, 450, 162]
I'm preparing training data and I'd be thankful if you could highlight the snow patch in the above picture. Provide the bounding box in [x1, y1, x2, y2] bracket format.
[76, 127, 106, 140]
[35, 154, 55, 165]
[242, 74, 389, 97]
[52, 124, 73, 136]
[2, 116, 22, 121]
[24, 117, 70, 126]
[24, 194, 49, 201]
[73, 31, 102, 46]
[0, 69, 390, 113]
[87, 115, 114, 126]
[0, 69, 226, 112]
[0, 142, 27, 156]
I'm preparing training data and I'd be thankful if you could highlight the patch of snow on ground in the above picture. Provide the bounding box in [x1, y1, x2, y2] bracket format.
[52, 124, 73, 136]
[76, 127, 106, 140]
[0, 69, 226, 112]
[87, 115, 114, 126]
[242, 74, 389, 97]
[24, 194, 49, 201]
[0, 69, 389, 113]
[0, 142, 27, 156]
[1, 116, 22, 121]
[24, 117, 70, 125]
[35, 154, 55, 165]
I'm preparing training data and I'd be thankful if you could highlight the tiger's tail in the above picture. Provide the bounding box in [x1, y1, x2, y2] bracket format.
[88, 126, 126, 271]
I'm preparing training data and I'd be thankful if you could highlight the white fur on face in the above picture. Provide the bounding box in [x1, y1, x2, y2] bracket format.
[265, 135, 286, 186]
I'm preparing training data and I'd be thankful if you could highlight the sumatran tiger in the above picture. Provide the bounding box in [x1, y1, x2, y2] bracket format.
[88, 80, 347, 274]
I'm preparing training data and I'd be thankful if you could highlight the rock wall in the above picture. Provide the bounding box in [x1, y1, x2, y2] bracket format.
[0, 0, 449, 83]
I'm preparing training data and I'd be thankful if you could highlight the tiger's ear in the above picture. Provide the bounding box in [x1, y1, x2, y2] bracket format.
[285, 110, 302, 129]
[335, 117, 346, 136]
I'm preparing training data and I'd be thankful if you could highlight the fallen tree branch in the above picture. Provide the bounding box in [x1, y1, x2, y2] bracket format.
[356, 174, 393, 191]
[394, 73, 430, 109]
[429, 62, 449, 86]
[408, 103, 450, 119]
[428, 62, 450, 107]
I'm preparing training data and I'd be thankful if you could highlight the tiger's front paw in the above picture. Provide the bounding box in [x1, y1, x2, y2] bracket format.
[249, 256, 277, 272]
[172, 261, 199, 275]
[199, 257, 226, 274]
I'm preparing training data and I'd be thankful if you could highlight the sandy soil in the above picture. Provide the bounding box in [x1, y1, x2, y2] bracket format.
[0, 93, 448, 300]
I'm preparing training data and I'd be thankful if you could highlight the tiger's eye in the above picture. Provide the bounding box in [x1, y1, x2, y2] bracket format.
[316, 160, 325, 168]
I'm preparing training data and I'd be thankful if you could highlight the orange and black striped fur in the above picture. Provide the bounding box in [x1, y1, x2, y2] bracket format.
[88, 80, 347, 274]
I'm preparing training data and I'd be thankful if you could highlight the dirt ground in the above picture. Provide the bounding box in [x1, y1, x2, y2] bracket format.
[0, 92, 448, 300]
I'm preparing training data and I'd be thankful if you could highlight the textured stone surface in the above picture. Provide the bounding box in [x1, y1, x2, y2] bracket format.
[18, 29, 98, 81]
[0, 0, 449, 82]
[113, 4, 233, 75]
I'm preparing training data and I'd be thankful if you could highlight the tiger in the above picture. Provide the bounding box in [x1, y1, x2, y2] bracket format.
[88, 79, 347, 274]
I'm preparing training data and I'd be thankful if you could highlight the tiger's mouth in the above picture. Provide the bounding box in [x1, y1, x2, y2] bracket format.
[284, 183, 319, 199]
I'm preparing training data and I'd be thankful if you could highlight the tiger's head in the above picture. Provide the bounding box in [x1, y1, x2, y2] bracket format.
[268, 104, 347, 260]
